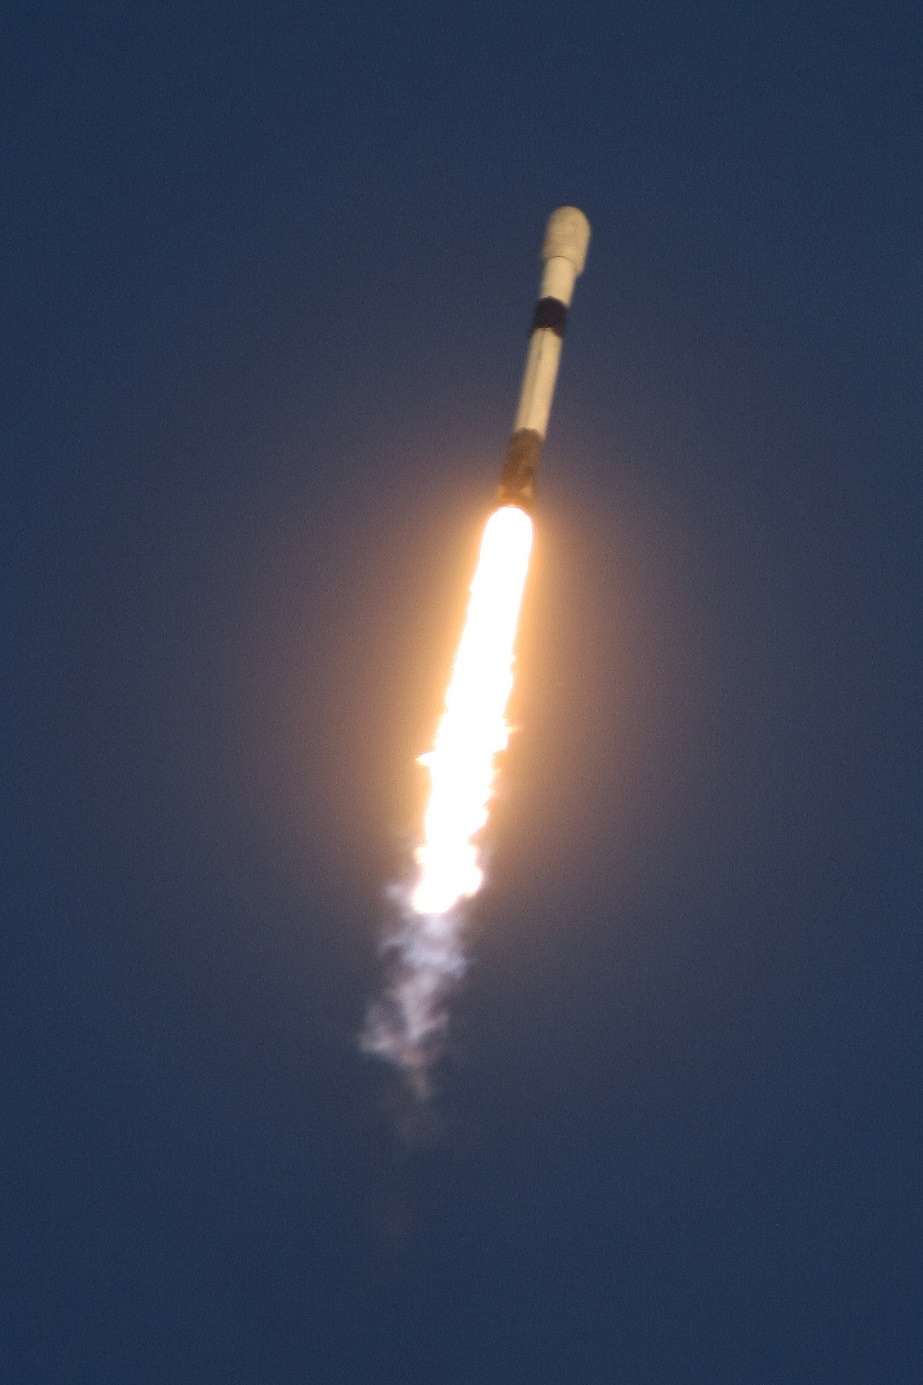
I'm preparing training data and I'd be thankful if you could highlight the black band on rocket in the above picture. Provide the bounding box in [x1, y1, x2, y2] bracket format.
[497, 428, 543, 509]
[530, 297, 568, 337]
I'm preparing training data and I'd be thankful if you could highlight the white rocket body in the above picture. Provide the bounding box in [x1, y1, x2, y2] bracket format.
[498, 207, 590, 508]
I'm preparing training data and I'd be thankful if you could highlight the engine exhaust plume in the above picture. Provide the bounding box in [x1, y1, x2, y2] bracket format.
[361, 208, 590, 1094]
[361, 505, 532, 1090]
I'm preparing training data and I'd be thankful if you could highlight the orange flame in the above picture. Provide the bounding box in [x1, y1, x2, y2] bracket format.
[412, 505, 534, 915]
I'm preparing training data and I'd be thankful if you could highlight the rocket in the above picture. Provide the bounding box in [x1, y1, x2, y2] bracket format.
[497, 206, 591, 510]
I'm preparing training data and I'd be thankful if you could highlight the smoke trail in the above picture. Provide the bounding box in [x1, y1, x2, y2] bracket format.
[362, 505, 533, 1093]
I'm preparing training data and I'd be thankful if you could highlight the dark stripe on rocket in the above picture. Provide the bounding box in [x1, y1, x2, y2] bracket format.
[530, 296, 568, 337]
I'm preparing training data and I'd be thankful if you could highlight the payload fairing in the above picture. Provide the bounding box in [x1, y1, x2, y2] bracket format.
[497, 206, 591, 509]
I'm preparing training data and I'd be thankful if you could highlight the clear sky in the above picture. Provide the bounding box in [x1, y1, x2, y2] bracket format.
[4, 2, 921, 1380]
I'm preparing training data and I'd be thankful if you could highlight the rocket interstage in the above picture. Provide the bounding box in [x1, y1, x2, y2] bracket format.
[497, 206, 591, 509]
[361, 208, 591, 1094]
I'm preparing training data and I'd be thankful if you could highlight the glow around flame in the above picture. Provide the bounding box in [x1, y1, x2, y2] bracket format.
[361, 504, 533, 1090]
[412, 504, 533, 915]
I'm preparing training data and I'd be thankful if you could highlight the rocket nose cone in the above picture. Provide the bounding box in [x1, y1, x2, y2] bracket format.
[541, 207, 591, 274]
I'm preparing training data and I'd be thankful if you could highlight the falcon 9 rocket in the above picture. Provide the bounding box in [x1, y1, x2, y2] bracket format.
[497, 206, 591, 509]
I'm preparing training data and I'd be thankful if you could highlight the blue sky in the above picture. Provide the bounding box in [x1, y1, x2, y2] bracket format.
[3, 2, 921, 1379]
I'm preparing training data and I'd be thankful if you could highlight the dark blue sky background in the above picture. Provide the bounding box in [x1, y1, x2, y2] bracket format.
[4, 2, 921, 1380]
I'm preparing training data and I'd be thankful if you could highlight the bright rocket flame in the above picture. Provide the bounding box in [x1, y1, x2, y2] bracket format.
[413, 505, 533, 915]
[362, 505, 533, 1090]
